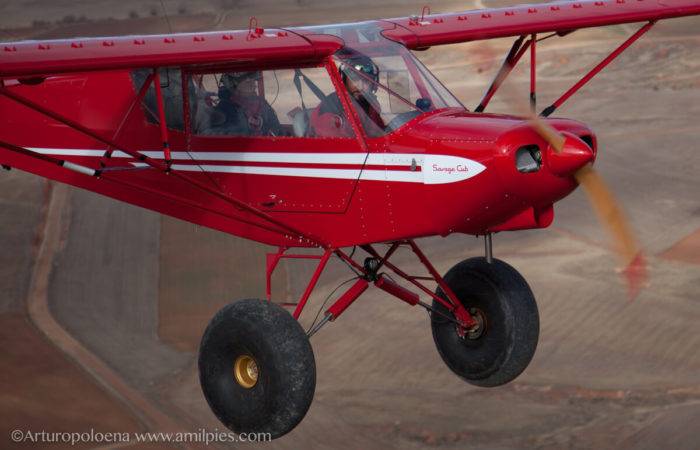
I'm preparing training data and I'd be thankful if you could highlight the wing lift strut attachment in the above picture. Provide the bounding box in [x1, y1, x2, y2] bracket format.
[474, 21, 655, 116]
[266, 241, 480, 339]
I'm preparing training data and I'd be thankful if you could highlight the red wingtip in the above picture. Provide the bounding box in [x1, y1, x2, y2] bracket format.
[624, 252, 648, 302]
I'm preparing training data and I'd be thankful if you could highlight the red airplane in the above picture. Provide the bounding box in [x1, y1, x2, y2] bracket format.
[1, 0, 699, 439]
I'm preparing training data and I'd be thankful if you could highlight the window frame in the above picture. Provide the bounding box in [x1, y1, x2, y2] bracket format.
[131, 67, 188, 133]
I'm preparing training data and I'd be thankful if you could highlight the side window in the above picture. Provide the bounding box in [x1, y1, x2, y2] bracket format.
[190, 68, 353, 138]
[130, 68, 184, 131]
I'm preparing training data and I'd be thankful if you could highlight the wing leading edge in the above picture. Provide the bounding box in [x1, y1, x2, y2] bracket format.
[0, 30, 342, 78]
[381, 0, 700, 49]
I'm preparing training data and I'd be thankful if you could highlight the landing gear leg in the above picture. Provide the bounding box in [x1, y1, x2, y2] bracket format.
[485, 233, 493, 264]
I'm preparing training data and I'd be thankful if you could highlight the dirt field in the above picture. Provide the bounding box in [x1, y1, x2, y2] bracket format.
[1, 1, 699, 449]
[0, 313, 147, 450]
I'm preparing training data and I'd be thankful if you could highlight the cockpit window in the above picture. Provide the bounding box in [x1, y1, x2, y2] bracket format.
[304, 21, 464, 137]
[189, 68, 353, 138]
[335, 54, 420, 137]
[372, 51, 463, 112]
[333, 44, 464, 137]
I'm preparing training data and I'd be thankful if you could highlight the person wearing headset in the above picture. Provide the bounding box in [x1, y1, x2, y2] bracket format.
[217, 71, 281, 136]
[312, 55, 386, 138]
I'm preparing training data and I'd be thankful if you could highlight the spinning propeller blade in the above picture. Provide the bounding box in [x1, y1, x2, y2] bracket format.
[473, 37, 647, 298]
[529, 108, 647, 300]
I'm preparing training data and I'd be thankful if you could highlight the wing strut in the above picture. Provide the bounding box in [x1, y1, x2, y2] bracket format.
[530, 33, 537, 113]
[541, 21, 655, 117]
[474, 35, 530, 113]
[152, 69, 173, 165]
[99, 72, 155, 168]
[474, 31, 568, 113]
[0, 139, 304, 238]
[0, 86, 325, 248]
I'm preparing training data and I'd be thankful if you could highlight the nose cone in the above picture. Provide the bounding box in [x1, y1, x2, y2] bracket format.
[546, 132, 595, 177]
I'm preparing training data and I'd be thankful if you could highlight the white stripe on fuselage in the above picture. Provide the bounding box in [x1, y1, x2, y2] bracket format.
[128, 163, 427, 183]
[27, 148, 485, 185]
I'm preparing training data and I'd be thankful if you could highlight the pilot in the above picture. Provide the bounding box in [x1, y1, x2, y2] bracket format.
[312, 54, 386, 138]
[219, 71, 281, 136]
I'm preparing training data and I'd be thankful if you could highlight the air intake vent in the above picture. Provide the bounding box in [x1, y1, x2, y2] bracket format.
[516, 145, 542, 173]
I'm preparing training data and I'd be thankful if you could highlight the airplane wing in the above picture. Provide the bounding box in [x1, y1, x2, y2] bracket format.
[0, 29, 342, 78]
[380, 0, 700, 49]
[2, 0, 699, 79]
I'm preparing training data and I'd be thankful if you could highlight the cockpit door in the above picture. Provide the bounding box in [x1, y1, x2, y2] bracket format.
[185, 66, 367, 214]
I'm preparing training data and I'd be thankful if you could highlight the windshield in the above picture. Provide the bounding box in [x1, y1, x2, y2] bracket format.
[303, 22, 465, 137]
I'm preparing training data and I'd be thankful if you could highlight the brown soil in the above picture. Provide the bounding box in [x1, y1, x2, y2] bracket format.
[157, 217, 287, 352]
[660, 228, 700, 265]
[0, 313, 143, 450]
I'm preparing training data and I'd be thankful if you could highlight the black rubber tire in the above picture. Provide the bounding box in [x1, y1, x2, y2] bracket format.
[431, 257, 539, 387]
[198, 299, 315, 439]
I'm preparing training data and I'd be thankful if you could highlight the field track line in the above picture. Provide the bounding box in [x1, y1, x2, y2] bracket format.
[26, 182, 195, 448]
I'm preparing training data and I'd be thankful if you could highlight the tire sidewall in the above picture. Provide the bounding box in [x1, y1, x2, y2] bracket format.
[432, 257, 539, 387]
[198, 299, 315, 438]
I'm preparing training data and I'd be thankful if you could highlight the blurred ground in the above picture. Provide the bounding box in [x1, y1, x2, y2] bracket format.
[1, 1, 699, 449]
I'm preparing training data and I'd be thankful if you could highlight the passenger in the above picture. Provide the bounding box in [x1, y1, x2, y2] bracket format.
[219, 71, 281, 136]
[313, 55, 386, 138]
[190, 74, 239, 135]
[200, 76, 249, 136]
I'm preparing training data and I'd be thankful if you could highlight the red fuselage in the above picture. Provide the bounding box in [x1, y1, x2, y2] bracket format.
[0, 69, 595, 248]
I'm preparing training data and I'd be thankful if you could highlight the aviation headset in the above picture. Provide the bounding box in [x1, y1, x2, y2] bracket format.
[339, 55, 380, 94]
[221, 71, 262, 91]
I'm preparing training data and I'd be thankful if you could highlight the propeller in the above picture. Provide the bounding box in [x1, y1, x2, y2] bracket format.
[529, 116, 648, 300]
[471, 36, 648, 299]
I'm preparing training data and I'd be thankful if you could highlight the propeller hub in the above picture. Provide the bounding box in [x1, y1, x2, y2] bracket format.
[546, 132, 595, 177]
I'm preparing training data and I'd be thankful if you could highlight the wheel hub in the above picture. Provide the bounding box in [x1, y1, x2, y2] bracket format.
[233, 355, 259, 388]
[463, 307, 487, 340]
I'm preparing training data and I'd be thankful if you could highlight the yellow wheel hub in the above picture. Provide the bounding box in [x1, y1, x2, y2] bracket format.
[233, 355, 259, 389]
